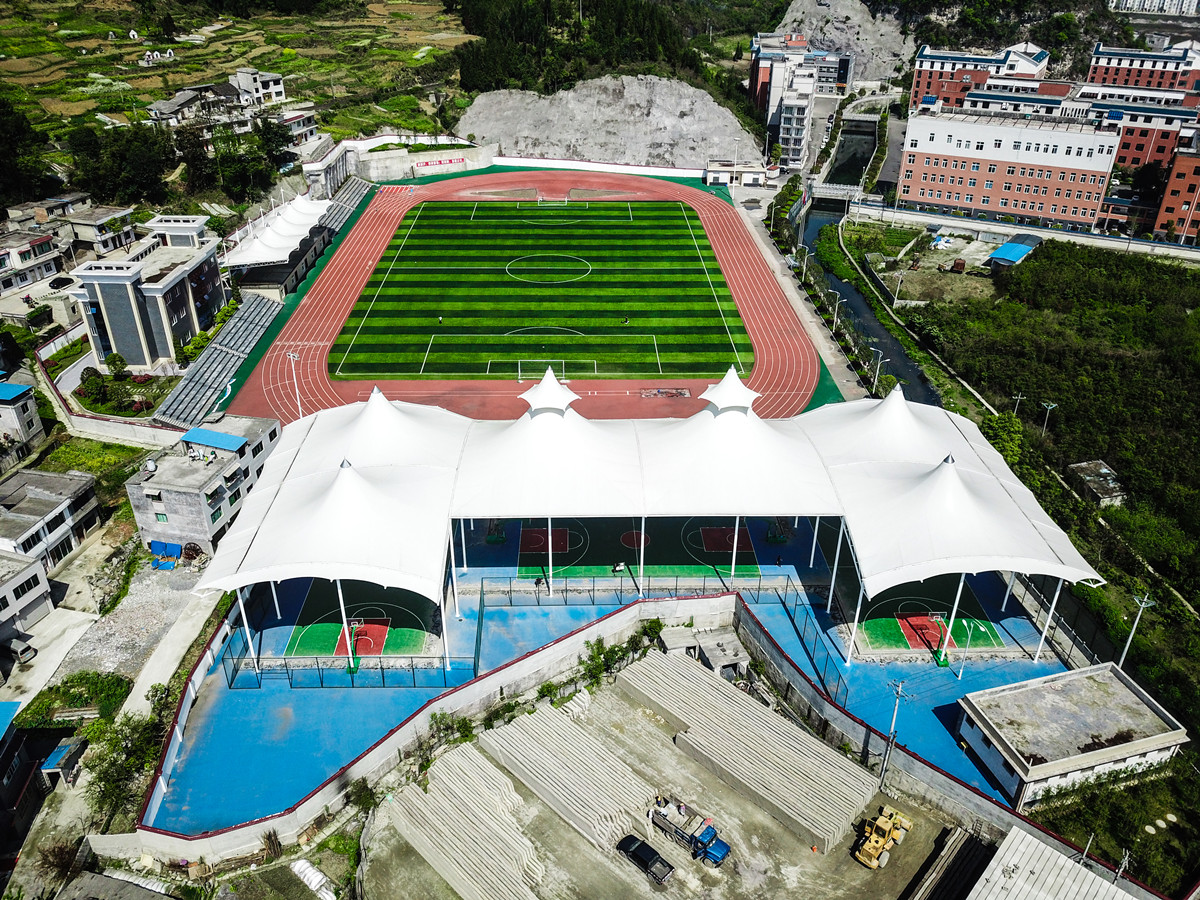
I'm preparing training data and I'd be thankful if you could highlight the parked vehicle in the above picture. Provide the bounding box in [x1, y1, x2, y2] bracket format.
[617, 834, 674, 884]
[1, 637, 35, 664]
[650, 799, 731, 867]
[853, 805, 913, 869]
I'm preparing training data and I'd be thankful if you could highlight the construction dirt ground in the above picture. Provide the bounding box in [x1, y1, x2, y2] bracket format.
[361, 686, 953, 900]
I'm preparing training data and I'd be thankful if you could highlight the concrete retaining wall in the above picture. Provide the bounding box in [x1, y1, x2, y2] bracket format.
[357, 144, 497, 182]
[35, 321, 88, 361]
[493, 156, 704, 180]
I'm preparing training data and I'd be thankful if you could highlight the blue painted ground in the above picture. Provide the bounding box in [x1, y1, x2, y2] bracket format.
[148, 517, 1065, 833]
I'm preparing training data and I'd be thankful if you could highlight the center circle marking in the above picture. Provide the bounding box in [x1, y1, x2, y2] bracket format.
[506, 254, 592, 284]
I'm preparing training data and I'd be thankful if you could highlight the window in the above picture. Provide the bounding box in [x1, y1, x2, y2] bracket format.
[968, 178, 977, 187]
[147, 491, 162, 502]
[964, 194, 973, 203]
[1003, 183, 1012, 191]
[1012, 141, 1021, 150]
[211, 507, 223, 524]
[252, 441, 264, 458]
[907, 153, 915, 164]
[268, 428, 278, 442]
[994, 140, 1002, 149]
[984, 180, 994, 189]
[156, 512, 168, 523]
[19, 533, 40, 554]
[1007, 166, 1016, 175]
[901, 185, 911, 196]
[987, 164, 997, 173]
[970, 162, 980, 171]
[929, 133, 936, 142]
[13, 574, 40, 600]
[229, 488, 241, 504]
[999, 198, 1008, 207]
[975, 141, 984, 151]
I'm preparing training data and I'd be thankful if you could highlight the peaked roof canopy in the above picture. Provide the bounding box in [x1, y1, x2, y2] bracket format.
[197, 372, 1102, 601]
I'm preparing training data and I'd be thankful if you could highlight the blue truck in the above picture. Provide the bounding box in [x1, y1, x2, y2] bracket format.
[650, 801, 732, 867]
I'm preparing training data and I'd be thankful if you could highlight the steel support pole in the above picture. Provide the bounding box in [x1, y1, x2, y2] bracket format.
[269, 580, 281, 620]
[729, 515, 740, 590]
[939, 572, 967, 662]
[547, 516, 554, 598]
[236, 587, 259, 674]
[1001, 571, 1016, 613]
[639, 515, 646, 593]
[335, 579, 352, 661]
[810, 516, 820, 568]
[847, 584, 865, 663]
[827, 519, 845, 611]
[460, 520, 467, 571]
[1034, 578, 1064, 663]
[448, 528, 460, 618]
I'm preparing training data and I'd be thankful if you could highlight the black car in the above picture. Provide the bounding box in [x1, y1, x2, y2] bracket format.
[617, 834, 674, 884]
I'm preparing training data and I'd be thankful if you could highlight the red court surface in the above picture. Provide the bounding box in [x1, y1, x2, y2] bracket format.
[227, 170, 821, 424]
[701, 526, 755, 553]
[897, 614, 956, 652]
[334, 618, 390, 657]
[519, 527, 570, 554]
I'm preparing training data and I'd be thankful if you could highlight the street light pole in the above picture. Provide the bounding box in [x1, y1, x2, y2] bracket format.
[1041, 401, 1058, 437]
[286, 350, 303, 420]
[879, 679, 912, 791]
[1118, 594, 1155, 668]
[872, 353, 890, 395]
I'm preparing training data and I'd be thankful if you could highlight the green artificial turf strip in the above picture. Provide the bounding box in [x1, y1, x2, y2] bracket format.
[328, 201, 754, 379]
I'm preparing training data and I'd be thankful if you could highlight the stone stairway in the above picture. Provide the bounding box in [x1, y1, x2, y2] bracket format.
[384, 744, 543, 900]
[616, 651, 877, 853]
[479, 704, 655, 850]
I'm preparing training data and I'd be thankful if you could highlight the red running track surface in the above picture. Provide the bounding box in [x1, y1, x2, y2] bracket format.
[228, 170, 821, 423]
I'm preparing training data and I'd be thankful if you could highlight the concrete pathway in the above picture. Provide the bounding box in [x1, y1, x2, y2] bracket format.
[121, 587, 222, 716]
[733, 186, 867, 402]
[0, 608, 98, 708]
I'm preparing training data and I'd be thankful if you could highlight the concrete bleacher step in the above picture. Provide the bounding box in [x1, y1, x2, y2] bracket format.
[907, 826, 996, 900]
[385, 744, 542, 900]
[561, 688, 591, 721]
[615, 651, 876, 853]
[479, 705, 654, 851]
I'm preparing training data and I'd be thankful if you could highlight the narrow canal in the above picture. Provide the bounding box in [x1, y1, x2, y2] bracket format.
[801, 208, 942, 407]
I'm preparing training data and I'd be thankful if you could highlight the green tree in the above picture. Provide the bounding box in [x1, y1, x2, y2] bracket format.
[82, 713, 163, 824]
[105, 352, 128, 378]
[253, 115, 293, 168]
[176, 123, 216, 194]
[980, 411, 1024, 466]
[0, 98, 50, 208]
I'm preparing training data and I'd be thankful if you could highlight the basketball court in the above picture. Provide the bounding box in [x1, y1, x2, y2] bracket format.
[281, 579, 433, 658]
[508, 516, 763, 580]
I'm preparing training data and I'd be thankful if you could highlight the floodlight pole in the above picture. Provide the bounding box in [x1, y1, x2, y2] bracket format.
[1118, 594, 1155, 669]
[938, 572, 968, 664]
[236, 586, 259, 674]
[810, 516, 821, 568]
[1034, 577, 1064, 663]
[957, 621, 975, 679]
[826, 519, 845, 611]
[286, 350, 303, 420]
[448, 527, 460, 618]
[638, 515, 647, 595]
[729, 515, 740, 591]
[547, 515, 554, 598]
[871, 348, 890, 395]
[1041, 401, 1057, 437]
[269, 580, 281, 620]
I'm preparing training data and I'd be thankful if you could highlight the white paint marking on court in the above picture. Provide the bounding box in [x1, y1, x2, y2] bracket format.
[336, 203, 425, 376]
[652, 335, 662, 373]
[679, 202, 745, 374]
[471, 201, 478, 221]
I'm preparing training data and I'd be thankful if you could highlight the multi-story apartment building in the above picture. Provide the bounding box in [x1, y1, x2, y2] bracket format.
[909, 43, 1050, 110]
[0, 549, 52, 639]
[1087, 41, 1200, 92]
[900, 108, 1119, 228]
[0, 381, 46, 464]
[228, 67, 286, 107]
[68, 216, 224, 372]
[125, 416, 280, 555]
[65, 206, 136, 258]
[0, 469, 100, 572]
[1109, 0, 1200, 14]
[0, 232, 63, 297]
[1154, 125, 1200, 237]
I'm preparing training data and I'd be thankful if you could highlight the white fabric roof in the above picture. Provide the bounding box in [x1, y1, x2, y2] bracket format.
[197, 371, 1102, 601]
[221, 195, 331, 269]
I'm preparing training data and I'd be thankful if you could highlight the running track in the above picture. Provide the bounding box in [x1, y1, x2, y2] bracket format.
[228, 170, 820, 423]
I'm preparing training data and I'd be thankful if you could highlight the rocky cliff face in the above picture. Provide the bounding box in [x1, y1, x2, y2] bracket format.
[778, 0, 915, 82]
[457, 74, 761, 168]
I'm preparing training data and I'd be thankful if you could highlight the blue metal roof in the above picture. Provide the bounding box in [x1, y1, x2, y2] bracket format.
[181, 427, 246, 453]
[0, 383, 32, 401]
[41, 741, 73, 771]
[988, 243, 1037, 265]
[0, 701, 19, 739]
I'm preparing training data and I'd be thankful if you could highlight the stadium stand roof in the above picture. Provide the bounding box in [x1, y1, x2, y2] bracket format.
[965, 827, 1139, 900]
[196, 369, 1102, 600]
[221, 195, 331, 269]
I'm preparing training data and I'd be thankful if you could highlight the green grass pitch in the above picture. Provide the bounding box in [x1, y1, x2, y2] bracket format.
[327, 200, 754, 379]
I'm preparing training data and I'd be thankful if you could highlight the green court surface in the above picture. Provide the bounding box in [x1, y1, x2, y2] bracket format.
[513, 516, 760, 580]
[283, 580, 433, 657]
[854, 575, 1005, 653]
[328, 200, 753, 380]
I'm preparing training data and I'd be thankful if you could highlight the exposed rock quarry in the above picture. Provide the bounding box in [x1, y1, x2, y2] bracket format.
[457, 74, 760, 168]
[778, 0, 915, 82]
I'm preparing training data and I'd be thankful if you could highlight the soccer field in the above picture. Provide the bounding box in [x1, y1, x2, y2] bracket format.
[327, 200, 754, 380]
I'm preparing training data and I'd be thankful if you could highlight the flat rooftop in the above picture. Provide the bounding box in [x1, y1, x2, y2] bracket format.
[0, 548, 38, 582]
[128, 416, 274, 492]
[925, 111, 1117, 134]
[67, 205, 133, 226]
[0, 231, 55, 250]
[960, 664, 1187, 773]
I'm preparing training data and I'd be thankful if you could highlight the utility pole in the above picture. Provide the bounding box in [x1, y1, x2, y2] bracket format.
[1118, 594, 1155, 668]
[1114, 849, 1131, 883]
[879, 680, 912, 790]
[1012, 392, 1026, 415]
[1041, 401, 1057, 437]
